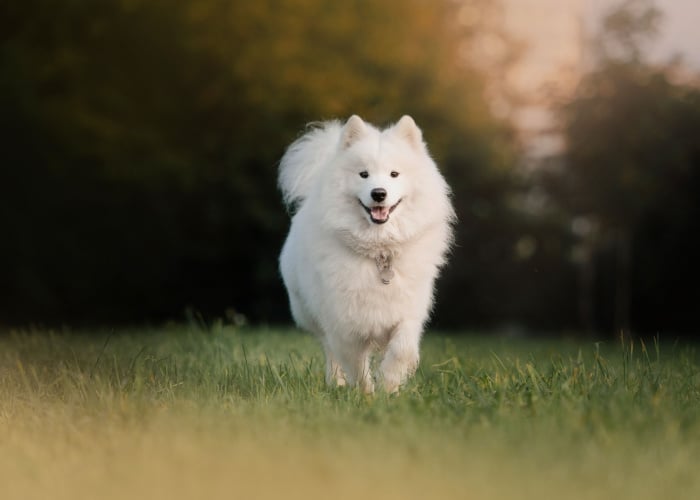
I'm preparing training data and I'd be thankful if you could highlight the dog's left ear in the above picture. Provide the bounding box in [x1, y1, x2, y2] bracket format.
[393, 115, 423, 150]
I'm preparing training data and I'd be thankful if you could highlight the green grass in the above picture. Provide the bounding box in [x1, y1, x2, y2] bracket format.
[1, 325, 699, 499]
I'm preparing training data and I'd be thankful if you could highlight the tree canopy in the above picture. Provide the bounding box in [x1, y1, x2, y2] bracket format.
[0, 0, 522, 326]
[2, 0, 699, 337]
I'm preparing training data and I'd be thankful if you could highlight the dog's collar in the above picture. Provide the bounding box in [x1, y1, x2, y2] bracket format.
[375, 252, 394, 285]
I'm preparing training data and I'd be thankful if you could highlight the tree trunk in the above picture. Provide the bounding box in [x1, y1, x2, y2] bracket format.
[578, 244, 596, 336]
[614, 229, 632, 338]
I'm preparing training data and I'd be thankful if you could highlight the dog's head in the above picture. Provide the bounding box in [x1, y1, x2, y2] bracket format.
[339, 115, 425, 226]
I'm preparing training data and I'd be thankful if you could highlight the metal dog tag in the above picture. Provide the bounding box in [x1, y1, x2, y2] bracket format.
[380, 268, 395, 285]
[375, 252, 394, 285]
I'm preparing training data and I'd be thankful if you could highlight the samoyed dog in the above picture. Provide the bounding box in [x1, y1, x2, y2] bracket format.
[278, 115, 454, 393]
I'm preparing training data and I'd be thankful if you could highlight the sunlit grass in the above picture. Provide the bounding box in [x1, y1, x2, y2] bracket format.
[1, 326, 698, 499]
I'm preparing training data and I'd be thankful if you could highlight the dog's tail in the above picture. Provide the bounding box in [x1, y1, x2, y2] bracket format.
[278, 120, 342, 212]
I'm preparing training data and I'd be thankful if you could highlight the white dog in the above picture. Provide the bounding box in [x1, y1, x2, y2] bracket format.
[279, 115, 454, 393]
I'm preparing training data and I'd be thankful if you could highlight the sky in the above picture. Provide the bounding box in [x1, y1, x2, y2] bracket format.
[591, 0, 700, 68]
[631, 0, 700, 66]
[500, 0, 700, 155]
[503, 0, 700, 97]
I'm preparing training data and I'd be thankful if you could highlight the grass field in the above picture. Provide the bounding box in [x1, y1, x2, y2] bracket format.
[1, 324, 698, 499]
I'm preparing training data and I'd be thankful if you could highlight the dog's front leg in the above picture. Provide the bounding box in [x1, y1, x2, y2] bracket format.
[322, 339, 347, 387]
[329, 334, 374, 394]
[379, 322, 421, 393]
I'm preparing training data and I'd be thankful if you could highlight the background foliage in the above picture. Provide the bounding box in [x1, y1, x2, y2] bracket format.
[1, 0, 698, 336]
[545, 0, 700, 336]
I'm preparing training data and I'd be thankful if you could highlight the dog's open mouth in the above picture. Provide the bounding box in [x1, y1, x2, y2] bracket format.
[359, 199, 402, 225]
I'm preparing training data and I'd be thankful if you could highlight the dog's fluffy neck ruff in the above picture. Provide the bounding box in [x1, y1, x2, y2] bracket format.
[335, 226, 401, 260]
[339, 231, 397, 285]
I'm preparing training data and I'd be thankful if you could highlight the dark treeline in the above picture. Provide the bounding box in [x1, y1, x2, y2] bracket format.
[1, 0, 699, 337]
[546, 0, 700, 337]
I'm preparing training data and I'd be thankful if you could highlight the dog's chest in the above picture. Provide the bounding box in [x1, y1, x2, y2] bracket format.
[323, 251, 412, 301]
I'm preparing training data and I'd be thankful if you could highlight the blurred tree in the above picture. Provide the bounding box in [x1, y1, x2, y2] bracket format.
[548, 0, 700, 335]
[1, 0, 528, 326]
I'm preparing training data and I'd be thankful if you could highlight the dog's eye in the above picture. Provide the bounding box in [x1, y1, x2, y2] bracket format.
[359, 171, 369, 179]
[390, 171, 400, 178]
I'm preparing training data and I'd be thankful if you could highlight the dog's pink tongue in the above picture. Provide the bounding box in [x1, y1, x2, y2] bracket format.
[371, 206, 390, 221]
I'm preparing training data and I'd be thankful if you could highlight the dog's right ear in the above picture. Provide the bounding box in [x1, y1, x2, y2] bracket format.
[340, 115, 367, 149]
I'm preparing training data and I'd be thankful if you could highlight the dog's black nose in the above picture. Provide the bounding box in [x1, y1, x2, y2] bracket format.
[371, 188, 387, 202]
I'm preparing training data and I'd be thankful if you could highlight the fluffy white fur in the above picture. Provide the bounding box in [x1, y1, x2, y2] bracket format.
[279, 115, 455, 393]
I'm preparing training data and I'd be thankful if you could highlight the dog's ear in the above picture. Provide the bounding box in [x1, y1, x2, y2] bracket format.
[341, 115, 368, 149]
[393, 115, 423, 150]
